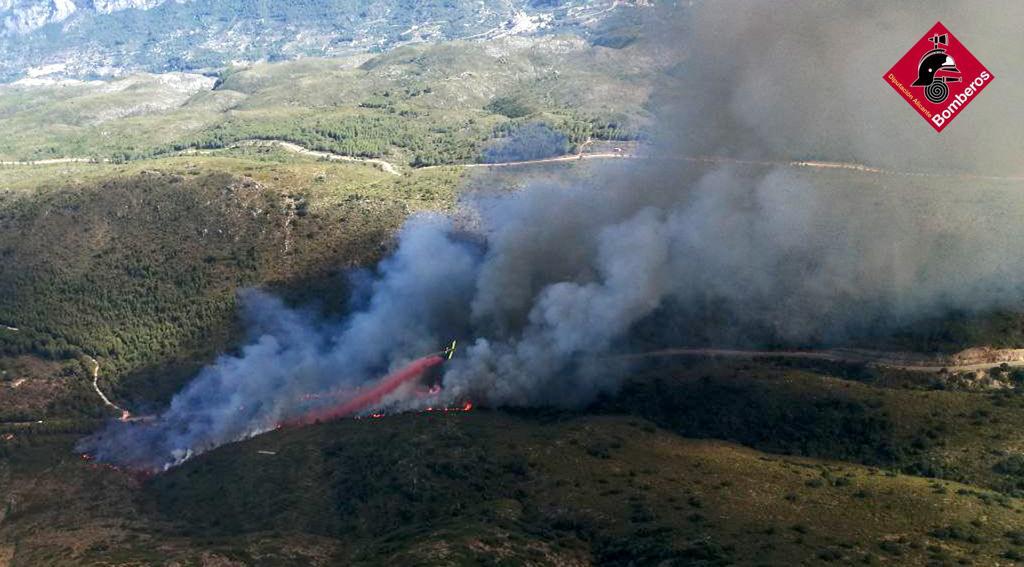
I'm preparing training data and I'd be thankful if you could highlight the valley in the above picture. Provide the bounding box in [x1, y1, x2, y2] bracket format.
[3, 2, 1024, 566]
[5, 146, 1024, 563]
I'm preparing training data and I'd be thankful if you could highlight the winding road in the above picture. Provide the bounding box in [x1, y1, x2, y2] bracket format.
[4, 140, 1022, 183]
[676, 155, 1024, 183]
[456, 151, 635, 169]
[0, 157, 102, 166]
[624, 347, 1024, 373]
[194, 139, 631, 173]
[20, 344, 1016, 429]
[233, 139, 402, 175]
[83, 356, 130, 420]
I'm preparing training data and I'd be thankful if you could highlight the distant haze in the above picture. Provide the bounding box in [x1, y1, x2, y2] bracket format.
[0, 0, 625, 81]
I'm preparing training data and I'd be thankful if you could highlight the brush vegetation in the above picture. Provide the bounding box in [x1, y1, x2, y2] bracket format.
[0, 151, 463, 411]
[5, 16, 1024, 566]
[0, 37, 649, 165]
[7, 366, 1024, 565]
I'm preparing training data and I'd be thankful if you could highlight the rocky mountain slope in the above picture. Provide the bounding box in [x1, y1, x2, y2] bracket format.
[0, 0, 643, 82]
[1, 0, 176, 35]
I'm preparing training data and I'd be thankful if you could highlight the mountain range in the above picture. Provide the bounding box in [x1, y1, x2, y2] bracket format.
[0, 0, 635, 82]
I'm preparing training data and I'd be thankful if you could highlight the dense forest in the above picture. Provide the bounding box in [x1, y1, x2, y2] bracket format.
[111, 110, 642, 167]
[0, 165, 410, 402]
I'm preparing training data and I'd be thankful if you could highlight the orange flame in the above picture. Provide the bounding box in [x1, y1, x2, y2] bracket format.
[349, 399, 475, 421]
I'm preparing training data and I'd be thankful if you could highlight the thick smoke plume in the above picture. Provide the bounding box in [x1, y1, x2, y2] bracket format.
[80, 1, 1024, 470]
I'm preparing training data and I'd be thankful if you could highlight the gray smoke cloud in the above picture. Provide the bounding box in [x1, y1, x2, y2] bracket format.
[81, 217, 484, 468]
[482, 123, 570, 163]
[80, 1, 1024, 469]
[664, 0, 1024, 173]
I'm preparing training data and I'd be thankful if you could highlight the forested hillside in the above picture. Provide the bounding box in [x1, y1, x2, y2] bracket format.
[0, 36, 651, 164]
[0, 154, 463, 408]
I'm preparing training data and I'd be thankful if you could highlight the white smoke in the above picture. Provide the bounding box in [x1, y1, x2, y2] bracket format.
[79, 1, 1024, 469]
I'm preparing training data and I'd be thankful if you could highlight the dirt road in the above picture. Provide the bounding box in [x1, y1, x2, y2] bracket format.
[676, 156, 1024, 183]
[229, 140, 629, 172]
[234, 139, 402, 175]
[0, 141, 404, 175]
[458, 152, 635, 169]
[435, 151, 1024, 183]
[84, 356, 130, 420]
[0, 157, 103, 166]
[3, 143, 1022, 183]
[627, 346, 1024, 373]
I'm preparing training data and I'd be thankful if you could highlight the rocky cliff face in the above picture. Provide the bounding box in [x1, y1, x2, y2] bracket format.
[0, 0, 633, 82]
[90, 0, 172, 15]
[0, 0, 172, 36]
[1, 0, 77, 35]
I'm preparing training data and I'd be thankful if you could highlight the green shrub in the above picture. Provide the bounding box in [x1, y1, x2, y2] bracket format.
[485, 96, 535, 119]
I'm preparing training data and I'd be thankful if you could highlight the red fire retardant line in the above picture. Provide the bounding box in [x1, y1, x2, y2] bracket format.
[283, 355, 444, 427]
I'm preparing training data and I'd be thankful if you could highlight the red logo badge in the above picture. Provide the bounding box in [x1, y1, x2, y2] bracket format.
[884, 22, 994, 132]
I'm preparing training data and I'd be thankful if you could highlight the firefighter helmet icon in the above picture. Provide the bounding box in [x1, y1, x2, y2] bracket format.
[884, 22, 994, 132]
[911, 33, 961, 103]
